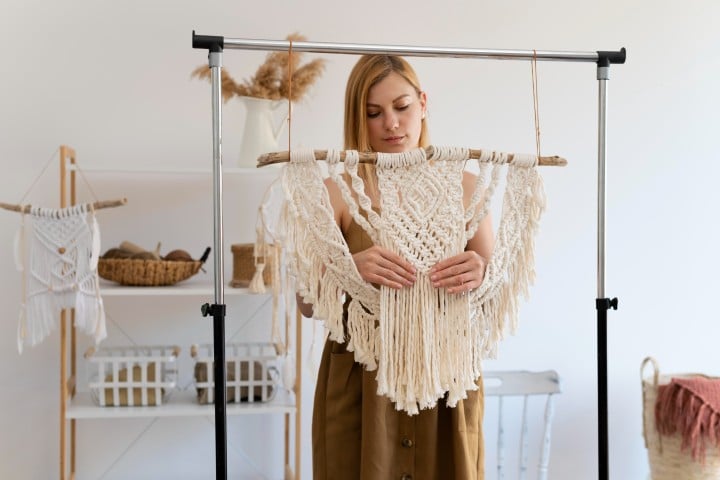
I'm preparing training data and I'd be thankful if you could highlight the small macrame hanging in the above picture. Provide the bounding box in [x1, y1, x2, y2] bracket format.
[262, 145, 550, 414]
[1, 146, 126, 354]
[13, 204, 106, 353]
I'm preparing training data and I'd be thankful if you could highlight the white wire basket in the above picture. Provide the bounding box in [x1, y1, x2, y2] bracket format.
[191, 342, 280, 404]
[85, 345, 180, 407]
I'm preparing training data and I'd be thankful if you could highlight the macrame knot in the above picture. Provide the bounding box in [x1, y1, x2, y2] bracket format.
[376, 148, 426, 168]
[511, 153, 538, 168]
[344, 149, 359, 168]
[427, 145, 469, 163]
[289, 147, 317, 165]
[478, 149, 493, 164]
[278, 145, 546, 414]
[325, 149, 341, 166]
[490, 150, 508, 165]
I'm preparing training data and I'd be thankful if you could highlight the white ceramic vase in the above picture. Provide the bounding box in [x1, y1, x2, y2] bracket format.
[236, 96, 288, 168]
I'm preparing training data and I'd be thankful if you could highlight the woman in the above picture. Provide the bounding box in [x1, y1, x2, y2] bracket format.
[305, 55, 494, 480]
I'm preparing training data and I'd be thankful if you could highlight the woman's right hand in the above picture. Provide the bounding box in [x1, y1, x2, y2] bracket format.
[352, 245, 416, 289]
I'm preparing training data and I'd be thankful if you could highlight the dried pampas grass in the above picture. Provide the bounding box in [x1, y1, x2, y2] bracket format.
[192, 33, 325, 102]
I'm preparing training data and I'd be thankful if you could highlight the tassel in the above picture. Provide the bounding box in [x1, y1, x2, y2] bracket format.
[305, 320, 318, 380]
[13, 222, 24, 272]
[248, 262, 266, 294]
[89, 213, 101, 270]
[17, 307, 26, 354]
[250, 217, 268, 294]
[282, 349, 296, 393]
[16, 213, 27, 354]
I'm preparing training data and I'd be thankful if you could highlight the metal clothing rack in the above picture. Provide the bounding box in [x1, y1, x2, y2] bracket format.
[192, 31, 625, 480]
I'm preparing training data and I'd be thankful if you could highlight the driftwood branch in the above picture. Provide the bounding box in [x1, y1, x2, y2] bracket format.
[257, 146, 567, 167]
[0, 198, 127, 214]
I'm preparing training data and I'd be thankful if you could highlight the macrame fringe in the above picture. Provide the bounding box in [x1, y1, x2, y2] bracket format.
[470, 155, 545, 359]
[16, 214, 27, 353]
[656, 378, 720, 464]
[277, 147, 546, 414]
[252, 188, 294, 370]
[305, 319, 319, 381]
[375, 273, 477, 414]
[282, 349, 296, 393]
[89, 210, 101, 270]
[19, 205, 106, 352]
[17, 309, 26, 354]
[13, 223, 24, 272]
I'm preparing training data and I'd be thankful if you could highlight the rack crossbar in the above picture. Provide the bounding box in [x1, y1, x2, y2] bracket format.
[193, 32, 625, 64]
[191, 30, 625, 480]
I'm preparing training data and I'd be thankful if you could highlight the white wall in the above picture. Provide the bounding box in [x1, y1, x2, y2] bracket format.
[2, 1, 719, 479]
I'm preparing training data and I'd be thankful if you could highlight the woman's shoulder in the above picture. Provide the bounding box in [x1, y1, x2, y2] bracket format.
[323, 177, 350, 230]
[324, 176, 344, 201]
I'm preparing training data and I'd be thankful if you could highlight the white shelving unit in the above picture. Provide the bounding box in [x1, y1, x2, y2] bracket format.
[97, 279, 252, 297]
[67, 390, 296, 419]
[58, 146, 300, 479]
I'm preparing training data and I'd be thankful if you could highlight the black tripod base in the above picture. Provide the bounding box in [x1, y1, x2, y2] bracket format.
[596, 296, 618, 480]
[202, 302, 228, 480]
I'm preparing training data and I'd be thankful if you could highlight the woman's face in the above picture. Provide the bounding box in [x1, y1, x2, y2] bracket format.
[365, 72, 426, 153]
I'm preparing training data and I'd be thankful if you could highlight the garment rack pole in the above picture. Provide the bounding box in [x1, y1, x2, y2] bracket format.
[192, 31, 625, 480]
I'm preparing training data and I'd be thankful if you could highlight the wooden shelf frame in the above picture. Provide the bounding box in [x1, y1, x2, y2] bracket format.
[58, 145, 302, 480]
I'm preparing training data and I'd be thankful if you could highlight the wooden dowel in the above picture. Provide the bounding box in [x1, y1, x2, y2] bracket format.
[257, 147, 567, 167]
[0, 198, 127, 214]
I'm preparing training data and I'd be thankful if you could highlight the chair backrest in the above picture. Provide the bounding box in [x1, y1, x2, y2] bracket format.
[482, 370, 561, 480]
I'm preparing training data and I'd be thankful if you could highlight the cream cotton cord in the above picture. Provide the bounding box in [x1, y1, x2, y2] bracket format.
[18, 204, 106, 352]
[272, 146, 545, 414]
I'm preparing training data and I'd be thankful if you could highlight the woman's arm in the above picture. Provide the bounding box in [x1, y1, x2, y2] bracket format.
[297, 293, 314, 318]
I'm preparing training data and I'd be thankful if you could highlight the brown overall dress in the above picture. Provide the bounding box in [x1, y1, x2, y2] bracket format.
[311, 218, 485, 480]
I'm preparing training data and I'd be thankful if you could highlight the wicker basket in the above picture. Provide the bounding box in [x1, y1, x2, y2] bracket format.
[85, 345, 180, 406]
[191, 342, 279, 404]
[98, 247, 210, 286]
[230, 243, 275, 288]
[641, 357, 720, 479]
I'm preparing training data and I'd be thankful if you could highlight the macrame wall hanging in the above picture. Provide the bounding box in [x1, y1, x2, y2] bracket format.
[2, 153, 126, 353]
[255, 145, 565, 414]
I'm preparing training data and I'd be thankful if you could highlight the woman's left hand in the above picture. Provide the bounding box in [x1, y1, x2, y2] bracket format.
[429, 250, 488, 294]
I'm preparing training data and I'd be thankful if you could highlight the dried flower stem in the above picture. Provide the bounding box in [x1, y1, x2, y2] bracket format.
[191, 33, 325, 102]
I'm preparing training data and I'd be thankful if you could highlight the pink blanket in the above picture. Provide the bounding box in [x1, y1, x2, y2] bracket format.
[656, 376, 720, 463]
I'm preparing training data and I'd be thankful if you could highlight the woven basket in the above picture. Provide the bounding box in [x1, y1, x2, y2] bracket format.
[641, 357, 720, 479]
[230, 243, 275, 288]
[98, 247, 210, 286]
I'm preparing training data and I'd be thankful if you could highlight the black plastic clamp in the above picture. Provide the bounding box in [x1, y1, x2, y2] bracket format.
[192, 30, 224, 52]
[596, 297, 619, 311]
[597, 48, 626, 67]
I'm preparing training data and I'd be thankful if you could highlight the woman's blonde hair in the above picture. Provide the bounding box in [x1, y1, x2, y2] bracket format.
[343, 55, 428, 203]
[344, 55, 428, 151]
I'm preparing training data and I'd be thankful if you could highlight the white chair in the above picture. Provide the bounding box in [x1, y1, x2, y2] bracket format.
[482, 370, 562, 480]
